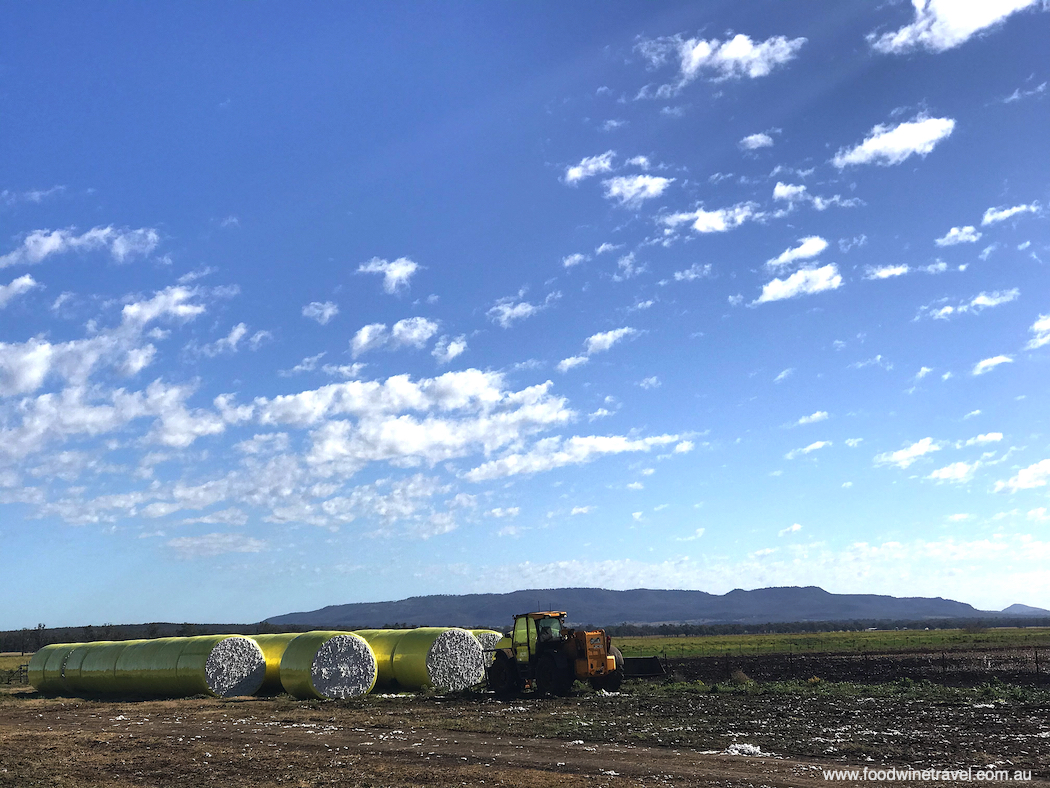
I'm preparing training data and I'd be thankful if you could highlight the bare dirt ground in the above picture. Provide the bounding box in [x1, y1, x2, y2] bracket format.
[2, 683, 1048, 788]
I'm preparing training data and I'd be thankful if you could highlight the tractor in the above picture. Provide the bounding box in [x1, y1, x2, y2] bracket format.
[486, 611, 624, 696]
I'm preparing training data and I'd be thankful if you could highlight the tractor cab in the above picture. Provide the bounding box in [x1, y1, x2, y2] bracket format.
[510, 611, 566, 663]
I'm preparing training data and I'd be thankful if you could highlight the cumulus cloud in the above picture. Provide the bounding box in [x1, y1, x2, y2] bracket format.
[773, 182, 808, 202]
[767, 236, 828, 268]
[1027, 313, 1050, 349]
[558, 328, 638, 373]
[562, 253, 589, 268]
[935, 226, 982, 246]
[0, 274, 39, 308]
[196, 323, 249, 357]
[972, 355, 1012, 375]
[564, 151, 615, 184]
[432, 335, 467, 364]
[302, 301, 339, 325]
[868, 0, 1045, 54]
[865, 264, 910, 280]
[0, 225, 160, 268]
[465, 434, 679, 481]
[754, 264, 842, 304]
[662, 202, 759, 234]
[556, 356, 589, 373]
[982, 202, 1040, 225]
[602, 175, 674, 208]
[673, 263, 712, 282]
[778, 523, 803, 536]
[350, 317, 440, 357]
[356, 257, 420, 294]
[995, 459, 1050, 492]
[874, 437, 940, 469]
[636, 33, 806, 91]
[928, 461, 978, 484]
[487, 291, 559, 328]
[740, 132, 774, 150]
[916, 289, 1020, 320]
[832, 116, 955, 168]
[785, 440, 831, 459]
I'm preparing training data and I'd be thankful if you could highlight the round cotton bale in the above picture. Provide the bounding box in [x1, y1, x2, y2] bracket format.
[75, 641, 136, 695]
[195, 635, 267, 697]
[470, 630, 505, 666]
[279, 631, 378, 700]
[391, 627, 485, 692]
[249, 633, 302, 693]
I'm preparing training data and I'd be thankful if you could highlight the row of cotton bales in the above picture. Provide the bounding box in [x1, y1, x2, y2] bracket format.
[29, 627, 504, 701]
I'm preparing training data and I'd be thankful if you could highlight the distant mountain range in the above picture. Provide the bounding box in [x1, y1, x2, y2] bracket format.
[266, 586, 1050, 629]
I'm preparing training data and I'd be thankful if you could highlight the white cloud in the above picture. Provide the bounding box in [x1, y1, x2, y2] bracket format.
[935, 226, 981, 246]
[0, 274, 39, 308]
[982, 202, 1040, 225]
[996, 459, 1050, 492]
[785, 440, 831, 459]
[0, 225, 160, 268]
[557, 356, 589, 373]
[778, 523, 802, 536]
[740, 133, 774, 150]
[585, 327, 638, 355]
[637, 33, 806, 89]
[674, 440, 694, 453]
[774, 368, 794, 383]
[486, 507, 519, 518]
[865, 264, 910, 280]
[626, 155, 651, 168]
[963, 432, 1003, 446]
[674, 528, 706, 542]
[754, 264, 842, 304]
[845, 438, 864, 447]
[874, 437, 940, 469]
[562, 253, 589, 268]
[180, 507, 249, 526]
[350, 317, 440, 357]
[570, 506, 593, 515]
[613, 253, 645, 281]
[639, 376, 660, 390]
[868, 0, 1045, 54]
[357, 257, 420, 294]
[166, 532, 266, 558]
[432, 335, 467, 364]
[662, 202, 759, 234]
[773, 182, 807, 202]
[487, 291, 559, 328]
[916, 366, 933, 379]
[972, 355, 1012, 375]
[465, 433, 679, 482]
[767, 236, 828, 268]
[196, 323, 249, 357]
[916, 289, 1019, 320]
[602, 175, 674, 208]
[564, 151, 615, 184]
[832, 116, 955, 168]
[795, 411, 828, 426]
[928, 461, 978, 484]
[1027, 313, 1050, 349]
[673, 264, 712, 281]
[302, 301, 339, 325]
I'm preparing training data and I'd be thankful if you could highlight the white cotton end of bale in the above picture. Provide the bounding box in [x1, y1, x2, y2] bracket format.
[472, 631, 503, 664]
[310, 635, 377, 699]
[204, 637, 267, 697]
[426, 628, 486, 691]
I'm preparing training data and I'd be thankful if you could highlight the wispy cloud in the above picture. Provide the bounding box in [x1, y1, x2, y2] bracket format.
[351, 317, 440, 357]
[602, 175, 674, 208]
[465, 434, 679, 481]
[357, 257, 420, 294]
[662, 202, 759, 234]
[0, 274, 39, 308]
[0, 225, 160, 268]
[767, 236, 828, 268]
[564, 151, 615, 184]
[972, 355, 1012, 375]
[302, 301, 339, 325]
[794, 411, 829, 426]
[832, 115, 954, 168]
[874, 437, 940, 469]
[558, 327, 640, 373]
[754, 264, 842, 304]
[928, 461, 978, 484]
[982, 202, 1040, 225]
[740, 132, 774, 150]
[916, 289, 1019, 320]
[487, 291, 559, 328]
[166, 532, 266, 558]
[432, 335, 467, 364]
[868, 0, 1045, 54]
[1027, 313, 1050, 349]
[995, 459, 1050, 492]
[865, 264, 910, 280]
[785, 440, 831, 459]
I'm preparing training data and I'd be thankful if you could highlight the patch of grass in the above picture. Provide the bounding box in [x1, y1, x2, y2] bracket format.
[614, 627, 1050, 658]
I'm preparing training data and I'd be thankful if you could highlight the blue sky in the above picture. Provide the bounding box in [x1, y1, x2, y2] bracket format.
[1, 2, 1048, 628]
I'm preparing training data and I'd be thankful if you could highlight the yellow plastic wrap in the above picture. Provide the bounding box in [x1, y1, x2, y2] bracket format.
[31, 636, 265, 698]
[390, 627, 448, 689]
[354, 627, 485, 691]
[278, 631, 377, 700]
[351, 629, 407, 686]
[249, 633, 304, 692]
[28, 643, 78, 694]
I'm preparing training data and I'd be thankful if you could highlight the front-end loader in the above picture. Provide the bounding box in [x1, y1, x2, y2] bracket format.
[486, 611, 624, 696]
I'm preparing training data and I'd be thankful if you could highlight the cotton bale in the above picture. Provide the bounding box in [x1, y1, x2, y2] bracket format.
[28, 643, 77, 694]
[390, 627, 486, 691]
[249, 633, 302, 693]
[470, 629, 505, 666]
[350, 629, 406, 686]
[279, 631, 378, 700]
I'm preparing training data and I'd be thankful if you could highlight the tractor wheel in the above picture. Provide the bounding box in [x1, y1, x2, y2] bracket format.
[536, 652, 573, 696]
[590, 646, 624, 692]
[488, 651, 523, 697]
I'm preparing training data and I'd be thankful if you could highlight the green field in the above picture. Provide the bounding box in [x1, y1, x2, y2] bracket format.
[0, 653, 30, 671]
[614, 627, 1050, 658]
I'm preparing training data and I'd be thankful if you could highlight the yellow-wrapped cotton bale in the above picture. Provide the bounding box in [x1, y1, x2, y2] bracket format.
[28, 643, 78, 694]
[278, 631, 378, 700]
[249, 633, 303, 693]
[355, 628, 486, 691]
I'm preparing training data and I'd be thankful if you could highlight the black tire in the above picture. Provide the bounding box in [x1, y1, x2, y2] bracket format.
[488, 651, 523, 697]
[590, 646, 624, 692]
[536, 652, 573, 697]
